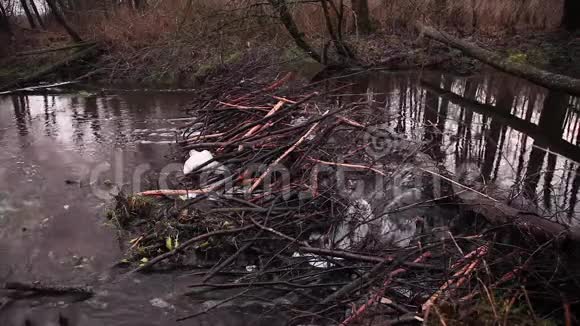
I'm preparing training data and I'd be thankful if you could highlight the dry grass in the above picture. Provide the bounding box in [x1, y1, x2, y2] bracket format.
[17, 0, 560, 85]
[85, 0, 564, 50]
[367, 0, 563, 34]
[82, 1, 276, 85]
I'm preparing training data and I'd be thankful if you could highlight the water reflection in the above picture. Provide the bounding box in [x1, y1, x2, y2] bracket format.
[0, 93, 191, 280]
[0, 91, 202, 325]
[2, 74, 580, 324]
[328, 71, 580, 223]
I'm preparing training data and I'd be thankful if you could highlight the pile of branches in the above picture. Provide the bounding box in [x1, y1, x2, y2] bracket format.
[112, 73, 580, 325]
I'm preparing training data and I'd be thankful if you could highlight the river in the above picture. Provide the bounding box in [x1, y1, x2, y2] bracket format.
[1, 71, 579, 325]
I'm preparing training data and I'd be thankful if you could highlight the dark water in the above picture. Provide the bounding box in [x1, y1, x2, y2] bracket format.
[330, 71, 580, 223]
[0, 92, 279, 325]
[0, 71, 579, 325]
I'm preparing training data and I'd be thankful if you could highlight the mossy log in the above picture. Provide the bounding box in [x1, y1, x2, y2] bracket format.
[416, 22, 580, 96]
[0, 45, 98, 92]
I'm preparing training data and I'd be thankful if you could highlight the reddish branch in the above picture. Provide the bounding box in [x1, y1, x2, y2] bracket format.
[338, 252, 432, 326]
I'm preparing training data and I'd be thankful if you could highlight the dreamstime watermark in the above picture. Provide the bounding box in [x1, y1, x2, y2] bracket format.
[84, 123, 490, 205]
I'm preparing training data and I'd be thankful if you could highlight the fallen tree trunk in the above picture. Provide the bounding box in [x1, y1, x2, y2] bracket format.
[455, 185, 580, 242]
[416, 22, 580, 96]
[0, 45, 98, 92]
[421, 165, 580, 242]
[14, 42, 95, 57]
[0, 81, 78, 96]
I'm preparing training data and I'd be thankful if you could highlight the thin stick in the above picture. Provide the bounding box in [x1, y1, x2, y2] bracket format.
[238, 100, 285, 151]
[218, 101, 271, 110]
[136, 189, 206, 197]
[422, 245, 489, 314]
[248, 112, 327, 193]
[418, 167, 498, 202]
[335, 115, 365, 128]
[339, 252, 431, 326]
[309, 158, 386, 176]
[202, 241, 254, 283]
[127, 226, 254, 274]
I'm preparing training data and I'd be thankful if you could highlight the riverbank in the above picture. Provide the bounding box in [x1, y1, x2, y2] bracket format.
[1, 24, 579, 92]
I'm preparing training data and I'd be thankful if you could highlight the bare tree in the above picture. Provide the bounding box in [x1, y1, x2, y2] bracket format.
[29, 0, 45, 29]
[351, 0, 371, 34]
[20, 0, 37, 28]
[133, 0, 145, 10]
[0, 1, 12, 34]
[320, 0, 353, 60]
[45, 0, 83, 42]
[267, 0, 321, 63]
[562, 0, 579, 31]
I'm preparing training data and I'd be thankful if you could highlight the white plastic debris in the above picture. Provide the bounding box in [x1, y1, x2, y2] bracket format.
[308, 232, 322, 242]
[178, 193, 198, 201]
[150, 298, 173, 309]
[290, 116, 308, 126]
[183, 150, 224, 175]
[292, 252, 331, 268]
[245, 265, 257, 272]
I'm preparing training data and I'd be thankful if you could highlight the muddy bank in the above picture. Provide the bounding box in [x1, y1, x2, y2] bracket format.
[4, 28, 578, 92]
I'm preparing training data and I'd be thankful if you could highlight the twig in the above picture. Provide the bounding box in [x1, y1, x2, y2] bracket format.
[202, 230, 264, 283]
[338, 252, 431, 326]
[136, 189, 206, 197]
[177, 289, 251, 321]
[127, 226, 254, 274]
[309, 158, 386, 176]
[248, 112, 327, 193]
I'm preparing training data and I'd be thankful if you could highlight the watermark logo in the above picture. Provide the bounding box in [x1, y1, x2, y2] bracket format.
[84, 121, 493, 207]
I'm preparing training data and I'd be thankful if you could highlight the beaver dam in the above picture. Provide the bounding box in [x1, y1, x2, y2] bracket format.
[92, 70, 580, 325]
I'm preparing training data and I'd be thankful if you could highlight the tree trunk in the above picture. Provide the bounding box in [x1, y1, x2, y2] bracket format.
[0, 1, 12, 34]
[102, 0, 110, 18]
[351, 0, 371, 34]
[45, 0, 83, 42]
[434, 0, 446, 26]
[29, 0, 45, 29]
[562, 0, 579, 32]
[134, 0, 145, 10]
[320, 0, 353, 60]
[417, 22, 580, 96]
[20, 0, 37, 28]
[54, 0, 70, 17]
[267, 0, 322, 63]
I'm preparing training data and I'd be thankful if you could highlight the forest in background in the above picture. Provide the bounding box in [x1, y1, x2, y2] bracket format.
[0, 0, 578, 86]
